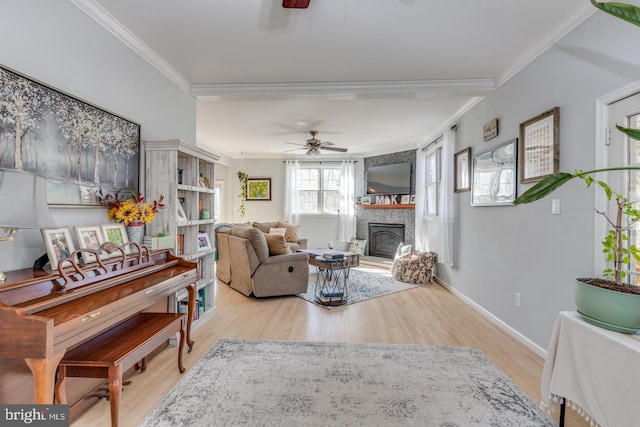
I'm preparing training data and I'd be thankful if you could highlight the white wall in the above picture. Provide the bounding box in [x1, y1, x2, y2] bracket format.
[434, 12, 640, 350]
[0, 1, 196, 271]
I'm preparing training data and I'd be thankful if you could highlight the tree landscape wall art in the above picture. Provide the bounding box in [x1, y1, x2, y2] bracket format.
[0, 65, 139, 205]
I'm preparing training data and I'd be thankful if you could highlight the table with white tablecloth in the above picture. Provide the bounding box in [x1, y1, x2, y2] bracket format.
[541, 311, 640, 427]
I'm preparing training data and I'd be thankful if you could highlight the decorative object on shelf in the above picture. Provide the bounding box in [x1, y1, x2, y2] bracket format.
[237, 171, 248, 217]
[74, 225, 107, 263]
[471, 139, 517, 206]
[410, 195, 416, 204]
[41, 227, 76, 271]
[0, 66, 140, 206]
[177, 200, 188, 222]
[361, 196, 371, 204]
[0, 169, 58, 281]
[400, 195, 410, 204]
[483, 118, 499, 141]
[246, 178, 272, 201]
[518, 107, 560, 183]
[198, 174, 210, 189]
[126, 221, 145, 245]
[197, 231, 212, 251]
[454, 147, 472, 192]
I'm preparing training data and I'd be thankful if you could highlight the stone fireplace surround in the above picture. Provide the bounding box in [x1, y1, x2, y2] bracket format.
[356, 149, 416, 258]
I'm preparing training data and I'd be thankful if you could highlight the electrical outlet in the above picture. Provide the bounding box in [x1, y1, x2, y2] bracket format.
[515, 293, 522, 307]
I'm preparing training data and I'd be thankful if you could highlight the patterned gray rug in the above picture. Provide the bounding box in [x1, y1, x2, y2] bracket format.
[296, 266, 422, 309]
[139, 339, 554, 427]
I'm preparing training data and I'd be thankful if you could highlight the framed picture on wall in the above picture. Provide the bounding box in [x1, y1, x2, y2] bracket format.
[246, 178, 271, 201]
[471, 139, 517, 206]
[519, 107, 559, 183]
[454, 147, 472, 192]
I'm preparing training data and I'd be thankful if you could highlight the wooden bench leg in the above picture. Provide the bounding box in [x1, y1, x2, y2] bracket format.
[178, 322, 185, 374]
[107, 364, 123, 427]
[54, 365, 67, 404]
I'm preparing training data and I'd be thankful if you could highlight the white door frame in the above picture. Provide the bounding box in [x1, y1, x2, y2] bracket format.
[594, 81, 640, 274]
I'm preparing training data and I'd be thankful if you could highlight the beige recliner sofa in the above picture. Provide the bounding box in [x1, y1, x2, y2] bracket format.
[216, 227, 309, 297]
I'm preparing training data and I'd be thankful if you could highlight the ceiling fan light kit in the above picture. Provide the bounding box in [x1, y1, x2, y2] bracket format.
[284, 130, 348, 157]
[282, 0, 311, 9]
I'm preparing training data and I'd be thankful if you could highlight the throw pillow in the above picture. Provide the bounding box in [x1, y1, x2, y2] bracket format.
[349, 239, 367, 255]
[269, 227, 287, 236]
[276, 222, 300, 243]
[264, 234, 291, 255]
[395, 242, 412, 259]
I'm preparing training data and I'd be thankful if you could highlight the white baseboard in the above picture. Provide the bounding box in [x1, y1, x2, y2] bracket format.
[434, 276, 547, 359]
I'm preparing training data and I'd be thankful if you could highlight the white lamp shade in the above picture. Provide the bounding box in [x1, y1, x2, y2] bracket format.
[0, 169, 57, 229]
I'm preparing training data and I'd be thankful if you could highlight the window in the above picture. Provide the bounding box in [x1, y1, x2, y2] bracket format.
[298, 165, 341, 214]
[424, 148, 441, 216]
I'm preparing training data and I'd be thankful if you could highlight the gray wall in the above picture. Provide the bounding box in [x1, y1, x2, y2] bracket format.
[438, 11, 640, 350]
[0, 1, 196, 271]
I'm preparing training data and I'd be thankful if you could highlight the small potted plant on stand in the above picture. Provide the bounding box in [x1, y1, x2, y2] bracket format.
[514, 1, 640, 333]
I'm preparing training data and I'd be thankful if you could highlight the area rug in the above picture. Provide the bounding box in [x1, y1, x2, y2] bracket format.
[296, 266, 422, 309]
[139, 339, 554, 427]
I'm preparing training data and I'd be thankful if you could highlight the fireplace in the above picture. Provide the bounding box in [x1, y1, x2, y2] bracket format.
[368, 223, 405, 259]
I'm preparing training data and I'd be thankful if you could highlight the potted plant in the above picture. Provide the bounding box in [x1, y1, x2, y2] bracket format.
[513, 1, 640, 333]
[237, 171, 248, 218]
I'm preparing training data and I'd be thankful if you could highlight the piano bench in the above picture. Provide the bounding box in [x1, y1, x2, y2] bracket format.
[54, 312, 186, 427]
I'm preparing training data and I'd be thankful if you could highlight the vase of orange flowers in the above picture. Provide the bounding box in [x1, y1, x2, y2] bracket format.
[99, 188, 164, 245]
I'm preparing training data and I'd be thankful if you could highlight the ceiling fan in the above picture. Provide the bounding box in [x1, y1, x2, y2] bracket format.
[284, 130, 348, 157]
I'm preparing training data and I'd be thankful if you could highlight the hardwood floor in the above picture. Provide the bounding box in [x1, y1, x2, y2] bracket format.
[72, 276, 587, 426]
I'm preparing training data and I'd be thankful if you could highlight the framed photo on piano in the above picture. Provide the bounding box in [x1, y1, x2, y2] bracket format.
[42, 227, 76, 271]
[74, 225, 108, 263]
[100, 223, 131, 256]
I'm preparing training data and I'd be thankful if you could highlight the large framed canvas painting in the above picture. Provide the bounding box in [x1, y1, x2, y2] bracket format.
[0, 65, 140, 206]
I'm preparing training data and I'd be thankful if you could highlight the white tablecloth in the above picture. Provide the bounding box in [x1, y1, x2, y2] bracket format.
[541, 311, 640, 427]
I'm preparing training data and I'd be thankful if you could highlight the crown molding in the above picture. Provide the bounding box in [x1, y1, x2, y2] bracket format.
[496, 3, 596, 88]
[191, 79, 495, 100]
[71, 0, 191, 94]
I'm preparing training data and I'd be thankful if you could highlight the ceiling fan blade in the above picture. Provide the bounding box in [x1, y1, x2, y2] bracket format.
[319, 141, 335, 147]
[321, 146, 348, 152]
[283, 147, 307, 152]
[284, 141, 307, 146]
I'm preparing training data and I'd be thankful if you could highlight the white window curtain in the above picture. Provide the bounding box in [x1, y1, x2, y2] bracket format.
[414, 149, 428, 251]
[284, 160, 300, 224]
[439, 127, 456, 267]
[338, 160, 356, 241]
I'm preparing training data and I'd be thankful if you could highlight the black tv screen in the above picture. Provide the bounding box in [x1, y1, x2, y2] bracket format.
[367, 162, 411, 194]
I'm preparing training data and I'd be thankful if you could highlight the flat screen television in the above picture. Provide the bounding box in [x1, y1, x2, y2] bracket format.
[366, 162, 411, 195]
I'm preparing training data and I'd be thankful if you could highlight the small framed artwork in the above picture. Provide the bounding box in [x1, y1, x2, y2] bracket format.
[471, 139, 517, 206]
[401, 195, 410, 204]
[409, 195, 416, 204]
[483, 118, 499, 141]
[246, 178, 271, 201]
[198, 175, 210, 189]
[100, 223, 131, 255]
[41, 228, 76, 271]
[177, 200, 188, 222]
[519, 107, 559, 183]
[197, 231, 212, 251]
[361, 196, 371, 204]
[454, 147, 472, 192]
[356, 196, 362, 204]
[74, 225, 107, 263]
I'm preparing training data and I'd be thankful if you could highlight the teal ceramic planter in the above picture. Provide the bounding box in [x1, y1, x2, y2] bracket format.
[574, 277, 640, 333]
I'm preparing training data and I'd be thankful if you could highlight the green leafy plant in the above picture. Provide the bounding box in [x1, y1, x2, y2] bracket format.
[237, 171, 248, 217]
[514, 1, 640, 287]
